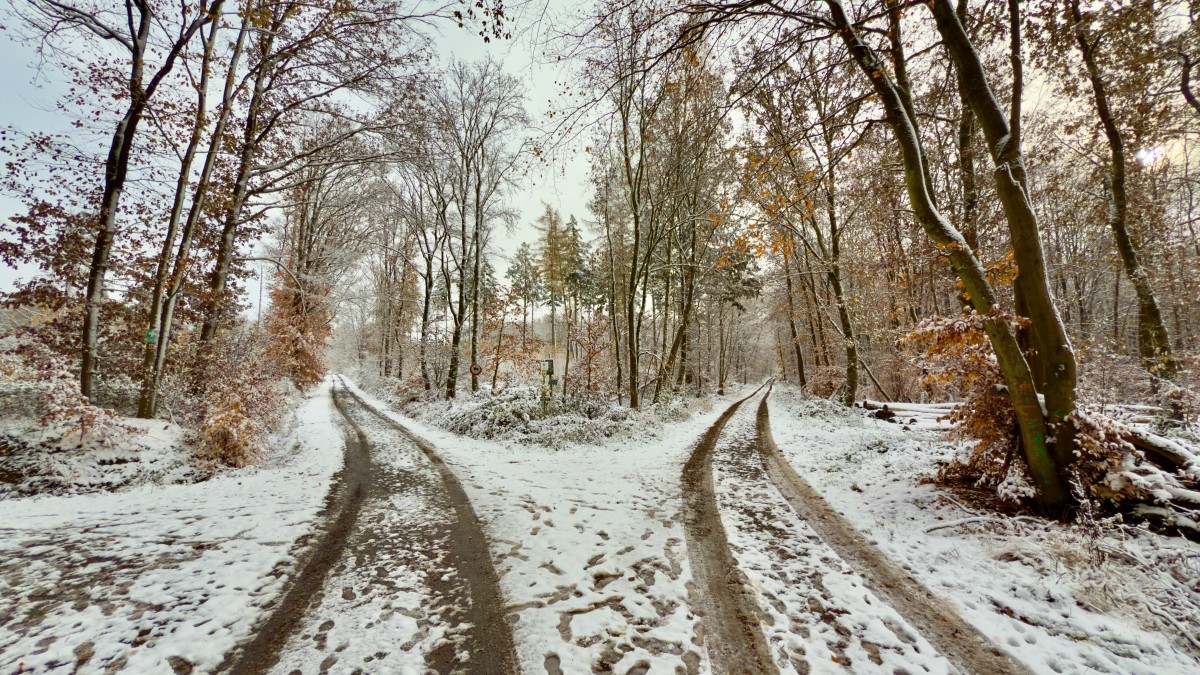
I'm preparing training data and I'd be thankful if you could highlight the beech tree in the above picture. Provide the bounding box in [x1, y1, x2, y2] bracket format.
[9, 0, 225, 399]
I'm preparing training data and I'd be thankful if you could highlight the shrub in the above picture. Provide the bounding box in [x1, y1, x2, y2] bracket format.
[192, 329, 285, 467]
[905, 314, 1200, 512]
[807, 366, 846, 399]
[0, 336, 137, 449]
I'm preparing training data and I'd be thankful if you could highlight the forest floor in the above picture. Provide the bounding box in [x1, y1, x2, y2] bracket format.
[2, 377, 1199, 674]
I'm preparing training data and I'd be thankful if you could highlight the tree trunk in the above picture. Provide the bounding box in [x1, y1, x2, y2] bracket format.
[1071, 0, 1177, 380]
[200, 12, 275, 344]
[782, 244, 807, 387]
[928, 0, 1079, 470]
[137, 17, 234, 418]
[82, 2, 220, 399]
[828, 0, 1071, 512]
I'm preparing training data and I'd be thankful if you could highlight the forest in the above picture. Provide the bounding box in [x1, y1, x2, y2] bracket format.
[4, 0, 1197, 512]
[2, 0, 1200, 667]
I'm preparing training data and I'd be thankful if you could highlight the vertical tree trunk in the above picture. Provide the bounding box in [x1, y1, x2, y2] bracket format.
[1071, 0, 1176, 380]
[82, 2, 220, 399]
[470, 181, 483, 392]
[201, 11, 276, 345]
[782, 244, 807, 387]
[420, 257, 434, 391]
[138, 16, 237, 418]
[928, 0, 1079, 469]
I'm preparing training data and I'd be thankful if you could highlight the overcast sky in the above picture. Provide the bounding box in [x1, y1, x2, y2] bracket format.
[0, 0, 593, 303]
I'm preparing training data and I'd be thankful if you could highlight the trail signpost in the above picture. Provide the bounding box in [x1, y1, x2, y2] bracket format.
[540, 359, 554, 413]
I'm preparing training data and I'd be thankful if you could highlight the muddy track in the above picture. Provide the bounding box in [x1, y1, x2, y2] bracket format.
[222, 379, 519, 674]
[336, 378, 519, 674]
[219, 383, 371, 674]
[754, 386, 1034, 675]
[681, 381, 778, 675]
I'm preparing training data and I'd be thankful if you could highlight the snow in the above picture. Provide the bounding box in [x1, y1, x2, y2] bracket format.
[711, 404, 954, 674]
[767, 386, 1200, 675]
[6, 372, 1195, 674]
[342, 377, 730, 674]
[0, 415, 202, 498]
[0, 382, 344, 674]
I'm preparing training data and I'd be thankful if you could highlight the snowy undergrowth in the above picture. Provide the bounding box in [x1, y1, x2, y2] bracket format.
[768, 385, 1200, 674]
[341, 377, 745, 674]
[0, 410, 202, 499]
[360, 374, 699, 448]
[0, 382, 345, 674]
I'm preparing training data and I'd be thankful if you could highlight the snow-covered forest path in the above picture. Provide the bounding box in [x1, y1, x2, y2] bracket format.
[686, 383, 1030, 675]
[231, 379, 517, 674]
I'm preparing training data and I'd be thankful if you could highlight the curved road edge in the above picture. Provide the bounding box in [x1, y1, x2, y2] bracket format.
[755, 386, 1034, 675]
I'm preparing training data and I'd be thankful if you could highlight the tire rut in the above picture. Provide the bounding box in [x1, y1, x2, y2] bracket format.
[681, 381, 778, 675]
[218, 382, 371, 674]
[754, 385, 1034, 675]
[335, 377, 519, 675]
[223, 379, 519, 674]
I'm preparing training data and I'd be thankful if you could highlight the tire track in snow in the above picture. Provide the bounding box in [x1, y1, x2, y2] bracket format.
[755, 386, 1034, 675]
[681, 380, 778, 675]
[715, 395, 954, 673]
[221, 382, 371, 674]
[225, 378, 518, 674]
[335, 377, 519, 674]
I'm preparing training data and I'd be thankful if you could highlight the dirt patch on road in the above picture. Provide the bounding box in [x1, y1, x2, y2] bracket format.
[756, 388, 1034, 675]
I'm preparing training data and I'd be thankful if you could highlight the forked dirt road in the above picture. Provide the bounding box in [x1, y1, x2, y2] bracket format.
[225, 379, 1027, 674]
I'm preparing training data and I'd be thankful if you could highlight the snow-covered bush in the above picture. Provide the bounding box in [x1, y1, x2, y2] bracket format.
[193, 330, 287, 467]
[360, 378, 700, 449]
[0, 336, 137, 450]
[0, 337, 206, 496]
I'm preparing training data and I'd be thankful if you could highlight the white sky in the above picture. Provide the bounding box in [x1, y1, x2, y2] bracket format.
[0, 0, 594, 301]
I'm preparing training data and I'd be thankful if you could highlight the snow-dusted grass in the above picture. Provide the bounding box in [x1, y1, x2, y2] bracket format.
[0, 383, 344, 674]
[342, 377, 740, 674]
[768, 385, 1200, 674]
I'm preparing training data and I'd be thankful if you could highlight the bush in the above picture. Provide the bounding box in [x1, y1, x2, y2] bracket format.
[903, 313, 1176, 508]
[192, 329, 286, 467]
[0, 336, 137, 450]
[807, 366, 846, 399]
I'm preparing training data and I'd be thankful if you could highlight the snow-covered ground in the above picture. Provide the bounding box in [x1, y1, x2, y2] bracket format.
[768, 387, 1200, 675]
[0, 414, 202, 498]
[343, 379, 735, 674]
[6, 372, 1196, 675]
[0, 384, 344, 674]
[711, 403, 954, 674]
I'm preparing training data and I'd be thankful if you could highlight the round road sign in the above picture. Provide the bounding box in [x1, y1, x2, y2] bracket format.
[469, 362, 483, 376]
